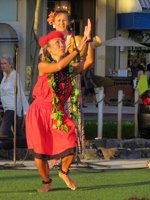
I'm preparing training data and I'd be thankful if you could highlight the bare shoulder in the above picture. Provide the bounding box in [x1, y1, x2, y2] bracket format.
[38, 61, 48, 70]
[38, 61, 46, 75]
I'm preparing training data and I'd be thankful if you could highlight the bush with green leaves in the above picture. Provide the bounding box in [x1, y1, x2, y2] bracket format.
[84, 121, 134, 139]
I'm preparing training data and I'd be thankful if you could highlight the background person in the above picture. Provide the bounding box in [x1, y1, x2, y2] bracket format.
[130, 60, 139, 88]
[47, 9, 72, 51]
[0, 61, 4, 117]
[47, 9, 86, 154]
[0, 55, 29, 139]
[145, 63, 150, 87]
[82, 67, 97, 106]
[25, 19, 93, 192]
[136, 64, 148, 95]
[0, 61, 3, 83]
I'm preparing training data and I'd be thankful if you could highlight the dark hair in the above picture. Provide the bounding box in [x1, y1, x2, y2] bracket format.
[147, 63, 150, 71]
[137, 64, 145, 72]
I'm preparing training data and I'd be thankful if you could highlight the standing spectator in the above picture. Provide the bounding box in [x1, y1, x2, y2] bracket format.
[82, 67, 97, 106]
[130, 60, 139, 88]
[0, 61, 3, 83]
[145, 63, 150, 87]
[0, 55, 29, 139]
[0, 61, 4, 117]
[136, 64, 148, 95]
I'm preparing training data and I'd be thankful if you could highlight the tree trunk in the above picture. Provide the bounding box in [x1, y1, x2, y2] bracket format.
[29, 0, 42, 103]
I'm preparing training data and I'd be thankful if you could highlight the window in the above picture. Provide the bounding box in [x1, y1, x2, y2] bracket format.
[0, 0, 17, 21]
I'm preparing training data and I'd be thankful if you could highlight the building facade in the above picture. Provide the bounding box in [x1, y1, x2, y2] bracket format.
[0, 0, 149, 94]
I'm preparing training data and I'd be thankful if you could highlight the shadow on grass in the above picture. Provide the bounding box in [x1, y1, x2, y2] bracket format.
[80, 180, 150, 190]
[0, 169, 59, 181]
[0, 187, 70, 194]
[1, 181, 150, 194]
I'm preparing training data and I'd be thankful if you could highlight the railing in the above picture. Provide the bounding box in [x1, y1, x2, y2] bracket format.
[96, 87, 139, 139]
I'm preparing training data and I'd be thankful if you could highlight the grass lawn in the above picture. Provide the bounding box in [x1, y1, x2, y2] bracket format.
[0, 168, 150, 200]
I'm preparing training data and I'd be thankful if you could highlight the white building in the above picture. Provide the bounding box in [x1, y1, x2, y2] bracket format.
[0, 0, 149, 94]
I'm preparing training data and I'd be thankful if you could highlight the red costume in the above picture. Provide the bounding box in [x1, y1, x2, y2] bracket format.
[26, 71, 77, 159]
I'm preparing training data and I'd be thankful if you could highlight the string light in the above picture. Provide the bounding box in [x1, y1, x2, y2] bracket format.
[54, 1, 71, 12]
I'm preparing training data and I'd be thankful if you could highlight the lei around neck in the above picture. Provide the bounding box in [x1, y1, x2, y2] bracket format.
[45, 57, 79, 132]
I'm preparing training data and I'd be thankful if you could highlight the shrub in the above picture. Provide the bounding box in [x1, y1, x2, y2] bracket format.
[84, 121, 134, 139]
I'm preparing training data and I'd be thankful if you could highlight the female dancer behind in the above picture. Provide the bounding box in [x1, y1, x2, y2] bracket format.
[47, 9, 72, 51]
[47, 10, 86, 153]
[25, 19, 93, 192]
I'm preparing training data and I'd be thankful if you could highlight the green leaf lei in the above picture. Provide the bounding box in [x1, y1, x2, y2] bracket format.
[45, 57, 79, 133]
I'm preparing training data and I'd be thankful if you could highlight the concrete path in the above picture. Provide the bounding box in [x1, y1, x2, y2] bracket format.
[0, 158, 148, 170]
[83, 103, 134, 114]
[79, 158, 148, 169]
[83, 103, 134, 121]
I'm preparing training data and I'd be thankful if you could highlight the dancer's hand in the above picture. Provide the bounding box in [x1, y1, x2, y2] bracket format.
[84, 18, 91, 40]
[77, 36, 86, 52]
[65, 35, 72, 52]
[76, 19, 92, 52]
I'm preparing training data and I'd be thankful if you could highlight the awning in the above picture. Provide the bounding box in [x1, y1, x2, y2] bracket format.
[138, 0, 150, 9]
[0, 23, 18, 43]
[117, 12, 150, 30]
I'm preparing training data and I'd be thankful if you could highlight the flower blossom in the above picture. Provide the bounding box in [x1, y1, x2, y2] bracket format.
[47, 11, 55, 25]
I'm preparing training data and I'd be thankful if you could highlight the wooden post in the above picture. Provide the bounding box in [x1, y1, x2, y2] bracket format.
[13, 45, 19, 165]
[117, 90, 123, 139]
[97, 87, 104, 139]
[134, 90, 139, 138]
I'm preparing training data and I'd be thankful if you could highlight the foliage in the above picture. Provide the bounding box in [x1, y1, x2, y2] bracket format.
[46, 57, 79, 132]
[84, 121, 134, 139]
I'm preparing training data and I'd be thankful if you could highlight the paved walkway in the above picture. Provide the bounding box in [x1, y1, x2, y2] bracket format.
[0, 158, 148, 170]
[83, 103, 134, 121]
[79, 158, 148, 169]
[83, 103, 134, 114]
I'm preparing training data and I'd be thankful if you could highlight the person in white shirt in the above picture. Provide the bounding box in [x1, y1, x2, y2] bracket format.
[0, 54, 29, 139]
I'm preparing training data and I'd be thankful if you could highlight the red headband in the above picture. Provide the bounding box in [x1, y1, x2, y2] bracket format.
[38, 31, 65, 47]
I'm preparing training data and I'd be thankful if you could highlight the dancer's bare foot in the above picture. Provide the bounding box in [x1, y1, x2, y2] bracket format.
[37, 184, 51, 192]
[37, 178, 52, 192]
[59, 171, 77, 191]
